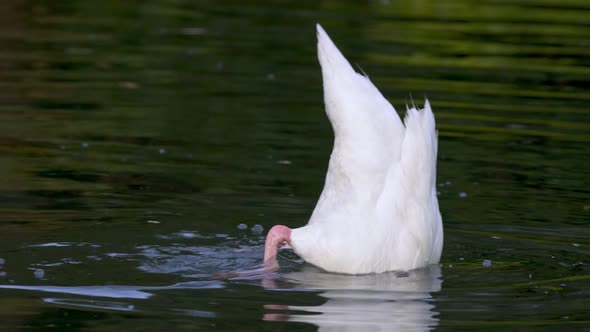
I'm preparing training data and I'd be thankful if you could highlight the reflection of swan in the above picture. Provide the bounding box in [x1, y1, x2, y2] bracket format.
[264, 265, 441, 331]
[265, 24, 443, 274]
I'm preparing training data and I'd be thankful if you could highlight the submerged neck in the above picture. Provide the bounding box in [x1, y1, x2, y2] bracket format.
[264, 225, 292, 262]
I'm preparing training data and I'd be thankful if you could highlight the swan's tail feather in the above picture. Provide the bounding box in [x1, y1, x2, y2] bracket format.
[375, 100, 442, 267]
[400, 100, 438, 196]
[395, 100, 442, 265]
[316, 24, 355, 78]
[377, 100, 438, 210]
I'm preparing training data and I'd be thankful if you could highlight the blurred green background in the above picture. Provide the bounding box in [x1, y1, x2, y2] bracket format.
[0, 0, 589, 330]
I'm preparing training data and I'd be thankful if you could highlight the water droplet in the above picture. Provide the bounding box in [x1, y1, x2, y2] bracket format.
[33, 269, 45, 279]
[277, 160, 292, 165]
[482, 259, 492, 267]
[181, 27, 207, 36]
[178, 231, 196, 239]
[458, 192, 467, 198]
[459, 257, 464, 261]
[0, 271, 6, 277]
[147, 220, 160, 224]
[251, 224, 264, 234]
[81, 142, 89, 149]
[0, 258, 4, 265]
[507, 123, 526, 129]
[159, 148, 166, 154]
[119, 81, 139, 89]
[237, 223, 248, 230]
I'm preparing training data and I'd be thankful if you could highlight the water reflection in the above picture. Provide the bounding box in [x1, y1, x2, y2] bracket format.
[0, 284, 154, 299]
[1, 242, 441, 330]
[265, 265, 441, 331]
[0, 280, 222, 300]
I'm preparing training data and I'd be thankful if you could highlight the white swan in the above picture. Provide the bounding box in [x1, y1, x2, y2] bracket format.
[264, 24, 443, 274]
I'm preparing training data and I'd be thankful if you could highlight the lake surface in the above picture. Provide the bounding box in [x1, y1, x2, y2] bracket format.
[1, 0, 589, 330]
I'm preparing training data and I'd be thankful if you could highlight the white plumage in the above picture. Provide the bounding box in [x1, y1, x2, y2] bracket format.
[264, 24, 443, 274]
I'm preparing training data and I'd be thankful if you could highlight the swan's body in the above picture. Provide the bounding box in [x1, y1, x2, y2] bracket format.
[264, 24, 443, 274]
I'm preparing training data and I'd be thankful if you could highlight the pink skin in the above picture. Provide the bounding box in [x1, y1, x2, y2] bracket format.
[264, 225, 292, 263]
[210, 225, 292, 280]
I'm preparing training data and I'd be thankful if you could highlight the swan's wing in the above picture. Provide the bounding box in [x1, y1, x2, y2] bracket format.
[377, 101, 443, 266]
[309, 25, 404, 225]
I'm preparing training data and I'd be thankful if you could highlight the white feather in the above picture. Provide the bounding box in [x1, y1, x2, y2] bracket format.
[290, 24, 443, 274]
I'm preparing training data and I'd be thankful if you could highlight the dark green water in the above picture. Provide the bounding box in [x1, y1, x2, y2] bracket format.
[1, 0, 589, 330]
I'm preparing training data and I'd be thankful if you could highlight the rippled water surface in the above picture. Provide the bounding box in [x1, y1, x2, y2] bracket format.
[1, 1, 589, 330]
